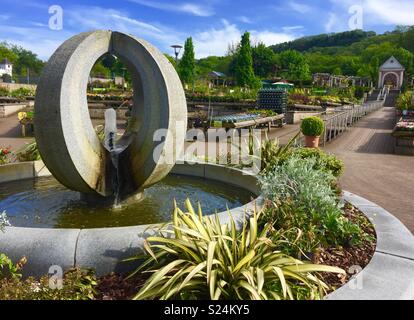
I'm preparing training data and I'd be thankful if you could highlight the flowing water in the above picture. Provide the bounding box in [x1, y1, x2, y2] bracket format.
[0, 175, 254, 229]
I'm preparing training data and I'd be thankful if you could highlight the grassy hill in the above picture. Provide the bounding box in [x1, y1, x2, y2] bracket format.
[268, 28, 414, 83]
[270, 30, 377, 53]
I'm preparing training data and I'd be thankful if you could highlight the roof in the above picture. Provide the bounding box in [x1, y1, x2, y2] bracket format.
[380, 56, 405, 71]
[208, 71, 226, 78]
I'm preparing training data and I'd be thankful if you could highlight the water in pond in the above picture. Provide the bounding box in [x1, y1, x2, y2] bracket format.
[0, 175, 254, 229]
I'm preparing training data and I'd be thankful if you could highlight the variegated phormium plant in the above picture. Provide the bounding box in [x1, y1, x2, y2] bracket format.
[128, 200, 345, 300]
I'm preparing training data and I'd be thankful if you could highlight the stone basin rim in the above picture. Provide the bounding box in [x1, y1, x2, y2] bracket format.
[0, 161, 262, 232]
[0, 161, 263, 278]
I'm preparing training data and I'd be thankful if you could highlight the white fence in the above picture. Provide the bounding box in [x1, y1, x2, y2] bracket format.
[321, 101, 384, 146]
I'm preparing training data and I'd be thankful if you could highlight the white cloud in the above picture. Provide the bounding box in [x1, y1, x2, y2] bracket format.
[329, 0, 414, 28]
[325, 13, 339, 32]
[192, 20, 299, 58]
[282, 25, 304, 32]
[363, 0, 414, 25]
[237, 16, 253, 24]
[110, 14, 162, 33]
[0, 6, 184, 60]
[0, 25, 71, 60]
[192, 20, 241, 57]
[66, 6, 183, 50]
[0, 5, 300, 61]
[128, 0, 215, 17]
[251, 31, 296, 47]
[288, 1, 312, 14]
[30, 22, 49, 28]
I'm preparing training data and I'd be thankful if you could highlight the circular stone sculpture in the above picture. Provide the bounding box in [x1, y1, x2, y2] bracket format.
[34, 30, 187, 198]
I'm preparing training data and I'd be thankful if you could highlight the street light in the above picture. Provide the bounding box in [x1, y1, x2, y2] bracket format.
[171, 44, 183, 64]
[121, 67, 127, 90]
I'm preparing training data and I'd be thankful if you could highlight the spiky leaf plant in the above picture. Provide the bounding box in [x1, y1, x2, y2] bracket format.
[128, 200, 344, 300]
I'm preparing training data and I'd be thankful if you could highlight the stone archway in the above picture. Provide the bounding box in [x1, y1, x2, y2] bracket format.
[383, 72, 399, 89]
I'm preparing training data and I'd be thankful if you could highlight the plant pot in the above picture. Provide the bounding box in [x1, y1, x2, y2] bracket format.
[304, 135, 320, 148]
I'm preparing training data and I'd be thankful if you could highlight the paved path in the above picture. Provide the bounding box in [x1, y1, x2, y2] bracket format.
[324, 107, 414, 234]
[0, 113, 33, 152]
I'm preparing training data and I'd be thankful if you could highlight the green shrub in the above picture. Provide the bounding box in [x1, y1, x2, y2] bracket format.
[16, 142, 40, 162]
[129, 200, 344, 300]
[281, 147, 344, 178]
[0, 254, 24, 280]
[354, 86, 365, 100]
[260, 156, 364, 254]
[260, 132, 299, 172]
[10, 88, 35, 99]
[396, 91, 413, 111]
[0, 87, 9, 97]
[301, 116, 325, 137]
[0, 254, 98, 300]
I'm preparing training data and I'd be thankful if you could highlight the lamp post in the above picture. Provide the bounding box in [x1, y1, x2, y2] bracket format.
[121, 67, 127, 91]
[171, 44, 183, 64]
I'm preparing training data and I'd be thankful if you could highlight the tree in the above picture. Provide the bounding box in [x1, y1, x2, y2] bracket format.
[91, 61, 111, 78]
[279, 50, 311, 85]
[234, 32, 259, 87]
[179, 37, 196, 85]
[252, 42, 279, 78]
[164, 54, 177, 69]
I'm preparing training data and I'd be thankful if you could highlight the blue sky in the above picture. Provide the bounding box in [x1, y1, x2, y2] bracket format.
[0, 0, 413, 60]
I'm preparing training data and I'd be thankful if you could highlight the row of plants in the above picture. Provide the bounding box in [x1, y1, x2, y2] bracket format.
[0, 142, 41, 165]
[394, 119, 414, 132]
[87, 93, 132, 102]
[288, 86, 364, 107]
[0, 87, 35, 99]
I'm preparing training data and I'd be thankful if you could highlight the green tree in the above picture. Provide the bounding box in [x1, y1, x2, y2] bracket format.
[164, 54, 177, 69]
[0, 42, 18, 64]
[90, 61, 111, 78]
[234, 32, 259, 87]
[279, 50, 311, 85]
[10, 45, 44, 76]
[252, 42, 279, 78]
[332, 67, 342, 75]
[179, 37, 196, 85]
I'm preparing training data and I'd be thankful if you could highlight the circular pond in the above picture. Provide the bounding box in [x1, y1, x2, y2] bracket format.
[0, 174, 254, 229]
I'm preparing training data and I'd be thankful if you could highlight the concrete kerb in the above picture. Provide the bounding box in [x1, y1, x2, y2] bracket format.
[327, 191, 414, 300]
[0, 161, 263, 277]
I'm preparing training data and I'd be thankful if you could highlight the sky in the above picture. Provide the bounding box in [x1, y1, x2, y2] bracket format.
[0, 0, 413, 60]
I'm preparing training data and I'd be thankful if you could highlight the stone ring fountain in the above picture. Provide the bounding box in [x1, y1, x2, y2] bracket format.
[35, 30, 187, 201]
[0, 31, 262, 277]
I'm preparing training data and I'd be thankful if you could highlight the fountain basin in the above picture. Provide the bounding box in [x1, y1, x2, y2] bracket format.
[0, 161, 263, 277]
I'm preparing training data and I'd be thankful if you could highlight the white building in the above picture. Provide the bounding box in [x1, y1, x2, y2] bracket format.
[0, 58, 13, 77]
[378, 56, 404, 90]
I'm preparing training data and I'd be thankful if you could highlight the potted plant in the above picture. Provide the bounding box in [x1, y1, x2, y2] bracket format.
[301, 116, 325, 148]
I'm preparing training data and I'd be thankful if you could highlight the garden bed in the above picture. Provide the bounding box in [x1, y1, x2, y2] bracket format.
[313, 204, 376, 292]
[93, 202, 377, 300]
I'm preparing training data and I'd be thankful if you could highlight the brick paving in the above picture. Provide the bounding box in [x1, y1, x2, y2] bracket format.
[324, 107, 414, 233]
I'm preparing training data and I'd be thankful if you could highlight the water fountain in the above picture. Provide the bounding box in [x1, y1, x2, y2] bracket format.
[0, 31, 262, 277]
